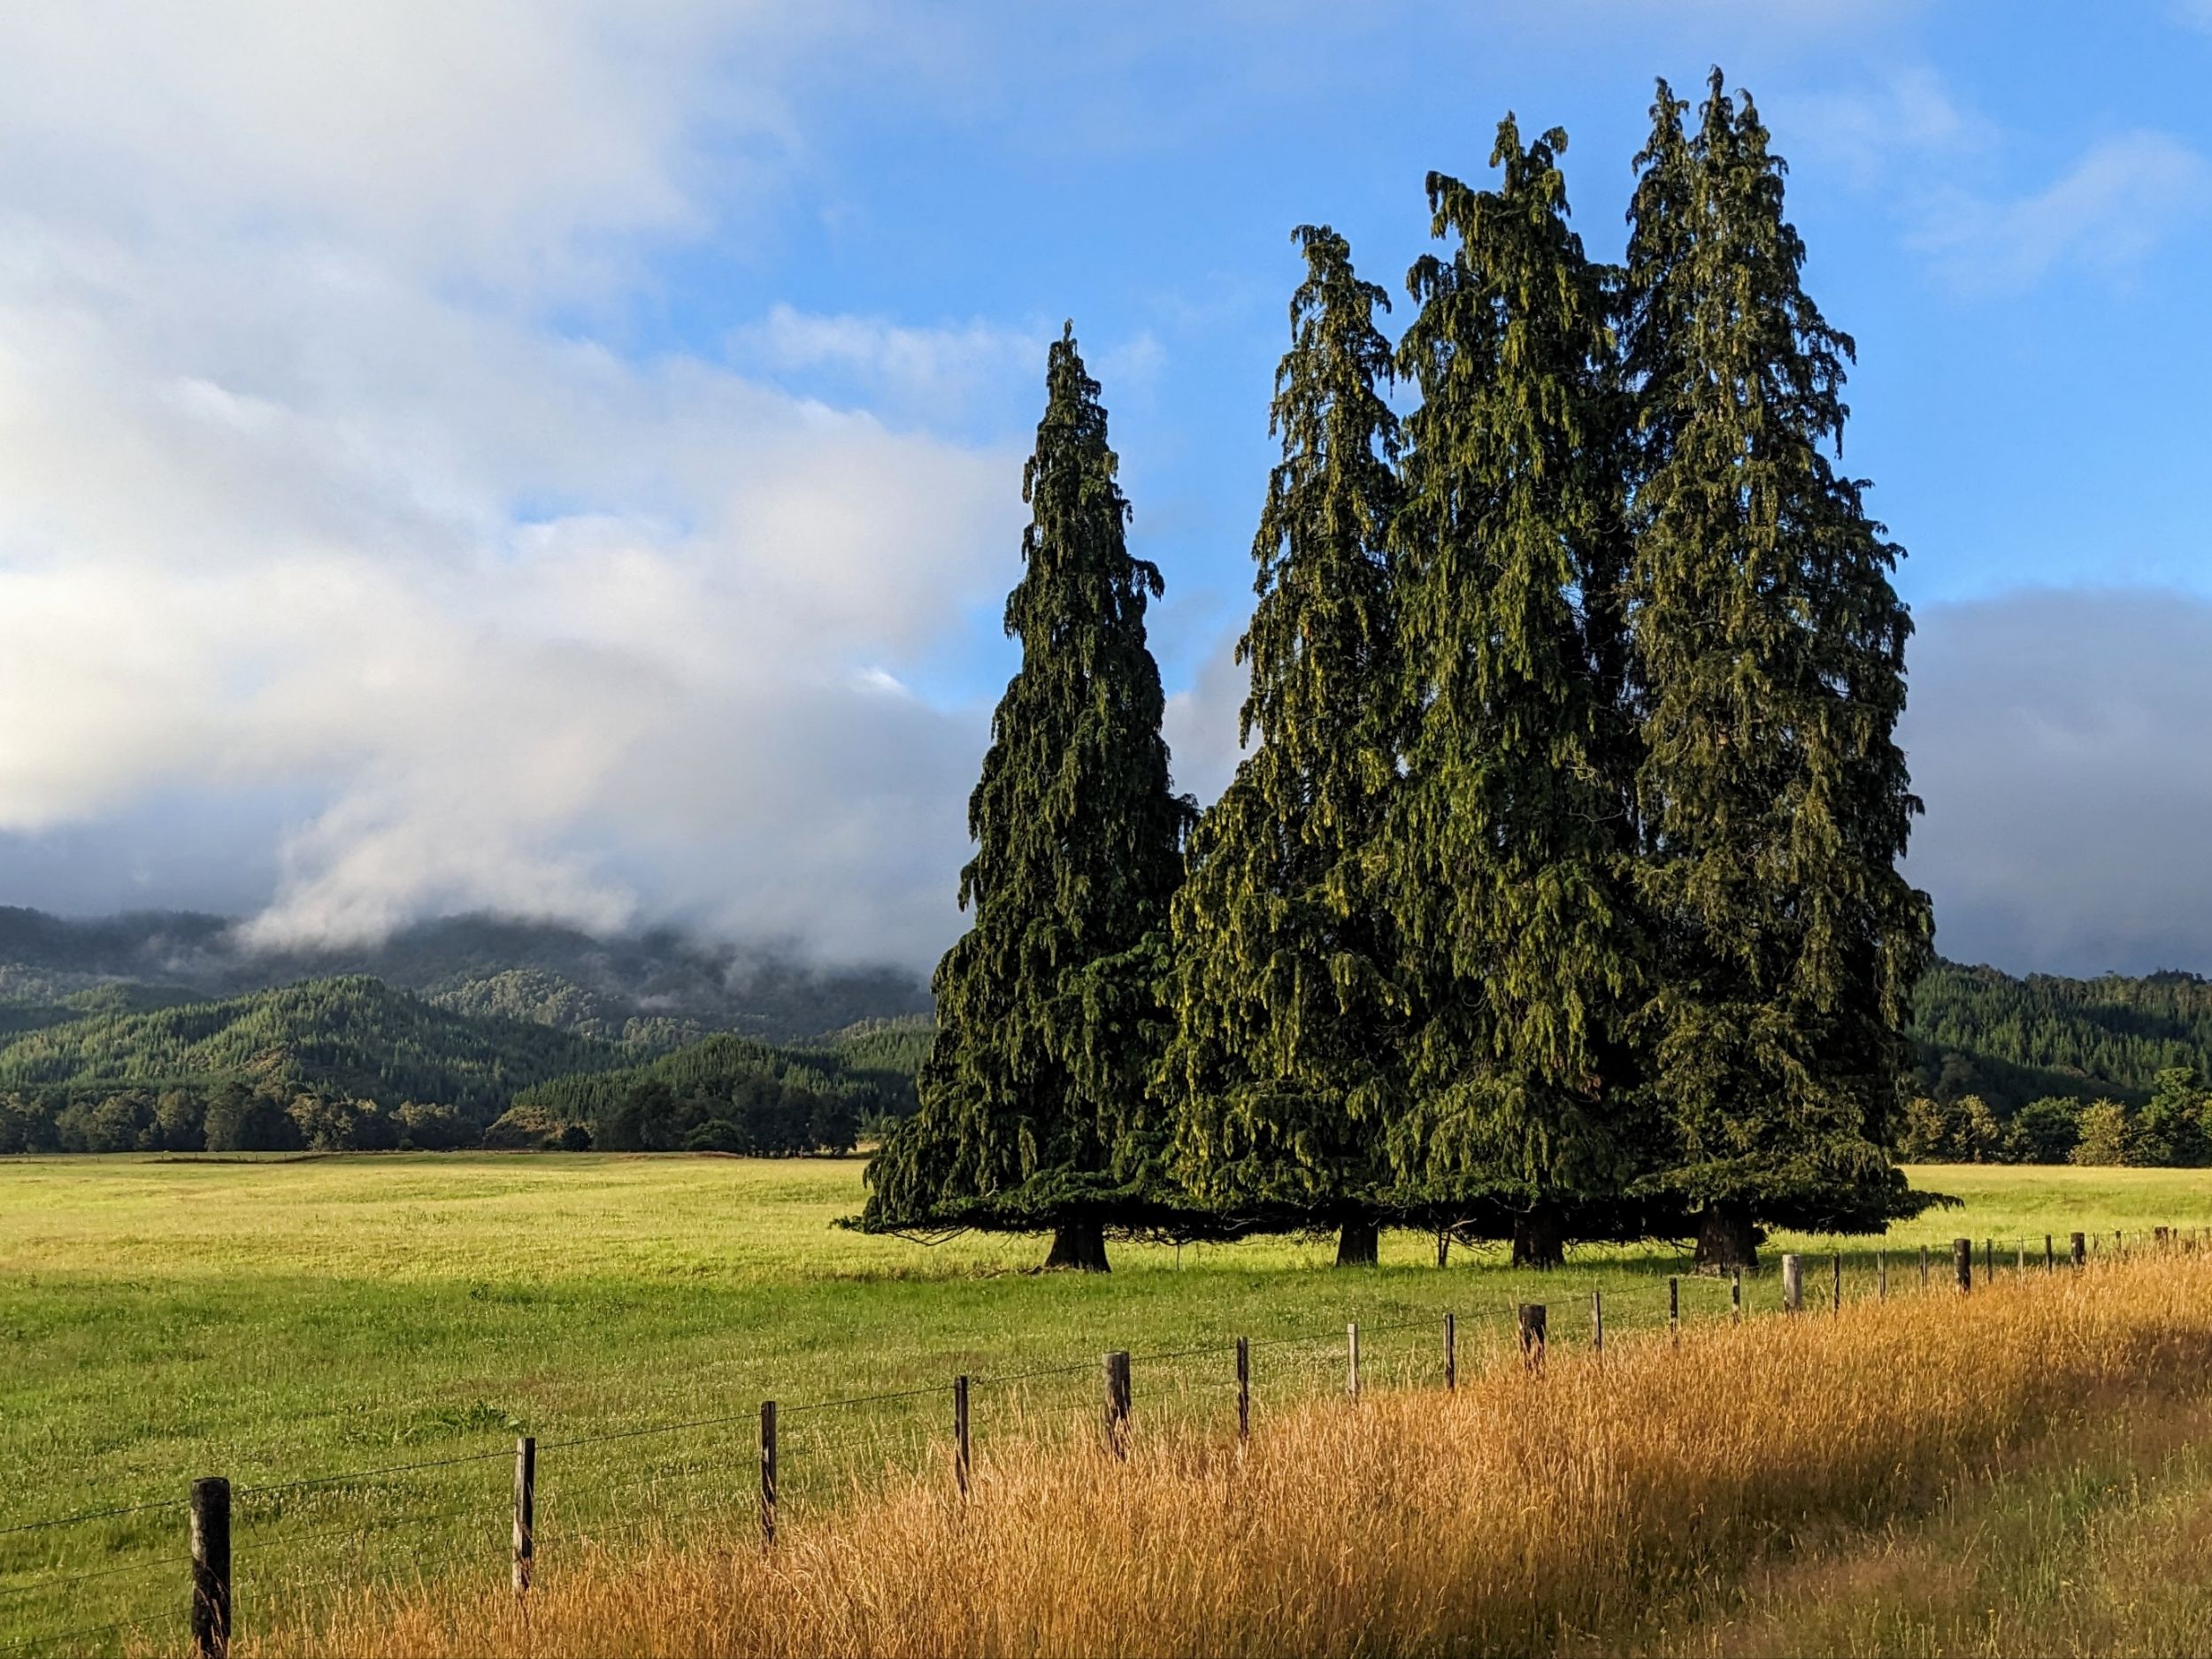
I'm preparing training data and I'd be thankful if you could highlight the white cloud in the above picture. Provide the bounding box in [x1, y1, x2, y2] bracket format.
[0, 3, 1025, 968]
[1161, 626, 1250, 812]
[1912, 130, 2212, 294]
[0, 2, 880, 291]
[729, 304, 1049, 426]
[1786, 65, 1996, 187]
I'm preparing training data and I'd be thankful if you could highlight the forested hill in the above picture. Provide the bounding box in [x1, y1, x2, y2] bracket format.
[0, 907, 931, 1044]
[0, 976, 629, 1120]
[1910, 960, 2212, 1113]
[490, 1017, 933, 1153]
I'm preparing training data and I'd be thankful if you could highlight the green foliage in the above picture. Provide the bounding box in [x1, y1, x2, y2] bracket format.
[1896, 1094, 2025, 1164]
[2014, 1097, 2085, 1164]
[1164, 226, 1402, 1236]
[864, 327, 1196, 1242]
[2070, 1100, 2138, 1168]
[1383, 119, 1647, 1245]
[1622, 75, 1932, 1234]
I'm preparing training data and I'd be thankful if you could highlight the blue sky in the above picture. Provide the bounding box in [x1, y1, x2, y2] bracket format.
[0, 2, 2206, 974]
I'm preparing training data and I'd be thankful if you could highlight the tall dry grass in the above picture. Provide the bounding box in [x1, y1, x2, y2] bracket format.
[250, 1256, 2212, 1659]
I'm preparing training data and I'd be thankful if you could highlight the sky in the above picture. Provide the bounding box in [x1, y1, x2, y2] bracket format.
[0, 0, 2207, 977]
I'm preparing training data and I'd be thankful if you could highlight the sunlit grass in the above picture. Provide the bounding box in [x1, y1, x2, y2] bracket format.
[251, 1250, 2212, 1658]
[5, 1154, 2211, 1653]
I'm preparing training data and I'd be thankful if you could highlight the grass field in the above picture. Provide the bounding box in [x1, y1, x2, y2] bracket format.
[4, 1154, 2212, 1654]
[271, 1248, 2212, 1659]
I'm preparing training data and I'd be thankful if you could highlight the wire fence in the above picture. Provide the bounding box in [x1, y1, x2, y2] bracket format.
[2, 1225, 2189, 1657]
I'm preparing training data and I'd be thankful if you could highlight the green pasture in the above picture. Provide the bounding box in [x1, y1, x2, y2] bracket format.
[3, 1154, 2209, 1652]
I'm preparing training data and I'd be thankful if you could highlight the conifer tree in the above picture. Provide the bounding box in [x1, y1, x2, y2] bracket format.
[1623, 75, 1936, 1267]
[1384, 119, 1646, 1267]
[860, 326, 1194, 1271]
[1164, 226, 1402, 1267]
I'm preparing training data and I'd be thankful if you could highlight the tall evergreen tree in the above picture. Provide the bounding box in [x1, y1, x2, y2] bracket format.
[1164, 226, 1403, 1267]
[1384, 119, 1647, 1267]
[860, 326, 1195, 1271]
[1622, 74, 1936, 1268]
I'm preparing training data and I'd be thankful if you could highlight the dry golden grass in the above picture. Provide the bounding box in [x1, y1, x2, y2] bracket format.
[245, 1255, 2212, 1659]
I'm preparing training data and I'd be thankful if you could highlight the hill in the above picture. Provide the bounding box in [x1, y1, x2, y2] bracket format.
[491, 1016, 934, 1154]
[0, 975, 628, 1122]
[1910, 960, 2212, 1113]
[0, 907, 933, 1046]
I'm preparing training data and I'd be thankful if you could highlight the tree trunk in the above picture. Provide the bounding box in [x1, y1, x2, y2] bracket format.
[1335, 1219, 1380, 1267]
[1511, 1206, 1565, 1269]
[1693, 1203, 1760, 1272]
[1435, 1229, 1450, 1269]
[1043, 1222, 1110, 1272]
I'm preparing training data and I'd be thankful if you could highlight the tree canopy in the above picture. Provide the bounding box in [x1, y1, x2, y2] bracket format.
[1164, 226, 1404, 1265]
[1621, 75, 1934, 1263]
[860, 326, 1195, 1269]
[1383, 119, 1650, 1266]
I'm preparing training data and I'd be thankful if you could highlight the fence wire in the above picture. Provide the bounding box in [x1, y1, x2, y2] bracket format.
[2, 1233, 2154, 1656]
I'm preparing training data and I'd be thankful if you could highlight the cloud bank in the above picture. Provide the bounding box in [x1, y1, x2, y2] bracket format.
[0, 2, 1031, 967]
[1902, 589, 2212, 977]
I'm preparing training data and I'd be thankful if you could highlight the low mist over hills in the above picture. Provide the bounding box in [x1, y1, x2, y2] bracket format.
[1, 902, 2208, 1159]
[0, 908, 936, 1155]
[0, 908, 931, 1045]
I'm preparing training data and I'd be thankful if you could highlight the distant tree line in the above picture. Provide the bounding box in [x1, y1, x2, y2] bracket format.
[0, 982, 924, 1157]
[861, 74, 1938, 1272]
[1899, 1068, 2212, 1168]
[487, 1029, 928, 1156]
[0, 1079, 472, 1154]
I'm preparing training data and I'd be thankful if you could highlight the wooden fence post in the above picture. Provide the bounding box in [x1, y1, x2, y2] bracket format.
[1831, 1252, 1842, 1314]
[1920, 1243, 1930, 1289]
[2046, 1233, 2055, 1271]
[1103, 1352, 1132, 1458]
[1591, 1290, 1604, 1356]
[1731, 1269, 1742, 1324]
[954, 1375, 971, 1499]
[1443, 1314, 1456, 1392]
[1235, 1338, 1250, 1444]
[758, 1402, 778, 1546]
[1781, 1252, 1802, 1314]
[1347, 1323, 1360, 1401]
[188, 1476, 231, 1659]
[511, 1436, 534, 1596]
[2156, 1225, 2172, 1251]
[2071, 1231, 2086, 1267]
[1668, 1275, 1680, 1342]
[1954, 1238, 1972, 1294]
[1518, 1303, 1547, 1374]
[1877, 1251, 1886, 1299]
[1983, 1238, 1993, 1284]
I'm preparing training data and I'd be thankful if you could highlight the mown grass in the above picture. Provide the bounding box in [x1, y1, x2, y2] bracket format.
[3, 1154, 2209, 1653]
[256, 1249, 2212, 1658]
